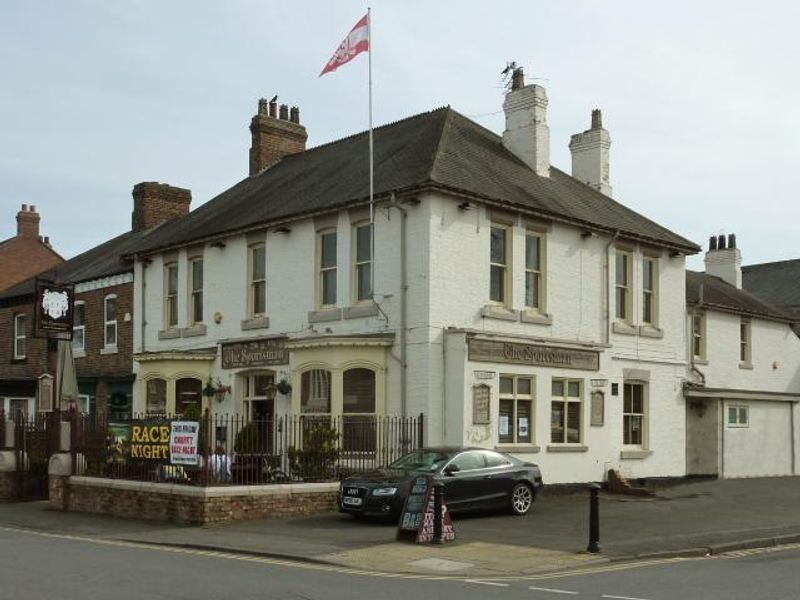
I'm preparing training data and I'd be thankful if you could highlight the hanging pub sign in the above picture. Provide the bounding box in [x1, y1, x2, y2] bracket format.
[34, 279, 74, 339]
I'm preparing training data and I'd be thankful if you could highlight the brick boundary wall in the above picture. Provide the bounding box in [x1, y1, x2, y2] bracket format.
[50, 476, 339, 525]
[0, 472, 17, 501]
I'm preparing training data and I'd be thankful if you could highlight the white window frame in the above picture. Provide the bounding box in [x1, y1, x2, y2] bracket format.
[498, 375, 535, 445]
[104, 294, 117, 348]
[189, 256, 204, 325]
[13, 313, 26, 359]
[352, 222, 373, 304]
[490, 224, 509, 305]
[72, 301, 86, 354]
[249, 243, 266, 317]
[623, 381, 647, 448]
[77, 394, 91, 414]
[739, 318, 752, 366]
[727, 405, 749, 428]
[550, 378, 583, 445]
[318, 229, 337, 309]
[164, 262, 179, 329]
[615, 249, 632, 323]
[524, 232, 544, 312]
[692, 311, 706, 361]
[642, 256, 658, 326]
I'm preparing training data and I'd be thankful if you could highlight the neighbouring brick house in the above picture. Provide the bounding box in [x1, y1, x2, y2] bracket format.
[0, 204, 63, 292]
[0, 183, 190, 416]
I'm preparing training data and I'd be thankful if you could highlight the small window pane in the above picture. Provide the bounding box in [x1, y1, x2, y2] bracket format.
[551, 401, 564, 443]
[105, 323, 116, 346]
[490, 265, 505, 302]
[490, 227, 506, 264]
[566, 402, 581, 443]
[499, 399, 514, 443]
[253, 281, 266, 315]
[168, 265, 178, 294]
[105, 297, 117, 321]
[499, 377, 513, 395]
[357, 264, 371, 301]
[72, 329, 84, 350]
[616, 288, 627, 319]
[343, 368, 375, 413]
[525, 272, 540, 308]
[552, 380, 564, 397]
[526, 235, 540, 270]
[252, 246, 266, 281]
[356, 225, 372, 262]
[146, 379, 167, 414]
[321, 232, 337, 268]
[738, 407, 748, 424]
[517, 400, 532, 443]
[193, 293, 203, 323]
[301, 370, 331, 414]
[517, 378, 532, 395]
[74, 303, 85, 326]
[568, 381, 580, 397]
[616, 253, 628, 286]
[322, 270, 337, 305]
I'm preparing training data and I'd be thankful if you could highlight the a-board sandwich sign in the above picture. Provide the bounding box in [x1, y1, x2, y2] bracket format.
[396, 475, 455, 543]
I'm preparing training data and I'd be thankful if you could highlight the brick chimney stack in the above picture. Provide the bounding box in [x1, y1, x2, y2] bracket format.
[249, 96, 308, 176]
[131, 182, 192, 232]
[502, 67, 551, 178]
[16, 204, 40, 238]
[705, 233, 742, 288]
[569, 109, 612, 197]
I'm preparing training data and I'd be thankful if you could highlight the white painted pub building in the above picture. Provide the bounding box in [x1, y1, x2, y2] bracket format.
[127, 69, 800, 484]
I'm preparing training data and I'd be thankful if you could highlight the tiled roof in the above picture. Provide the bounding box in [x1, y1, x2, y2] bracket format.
[686, 270, 793, 323]
[742, 259, 800, 308]
[129, 107, 700, 256]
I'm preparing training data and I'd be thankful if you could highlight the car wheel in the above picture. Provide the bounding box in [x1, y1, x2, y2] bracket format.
[509, 483, 533, 516]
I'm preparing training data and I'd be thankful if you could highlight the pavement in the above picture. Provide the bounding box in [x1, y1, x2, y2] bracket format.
[1, 477, 800, 578]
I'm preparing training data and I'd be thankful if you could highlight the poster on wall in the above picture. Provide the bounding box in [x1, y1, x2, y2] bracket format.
[169, 421, 200, 466]
[108, 423, 131, 464]
[499, 415, 510, 436]
[128, 421, 171, 461]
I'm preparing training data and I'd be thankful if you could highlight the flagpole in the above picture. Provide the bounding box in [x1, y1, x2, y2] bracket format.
[368, 7, 375, 302]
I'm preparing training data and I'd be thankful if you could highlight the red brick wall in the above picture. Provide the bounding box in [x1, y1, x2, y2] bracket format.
[73, 283, 133, 378]
[131, 182, 191, 232]
[249, 110, 307, 176]
[53, 478, 339, 524]
[0, 237, 62, 292]
[0, 300, 51, 381]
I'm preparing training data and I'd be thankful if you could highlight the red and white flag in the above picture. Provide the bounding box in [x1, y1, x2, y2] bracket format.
[319, 13, 369, 77]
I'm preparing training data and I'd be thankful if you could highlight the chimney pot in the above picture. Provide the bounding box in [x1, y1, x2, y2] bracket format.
[709, 235, 718, 251]
[258, 98, 268, 116]
[21, 203, 27, 211]
[290, 106, 299, 124]
[717, 234, 726, 250]
[728, 233, 736, 249]
[269, 99, 278, 117]
[511, 67, 525, 91]
[29, 205, 36, 212]
[591, 109, 603, 129]
[279, 104, 289, 120]
[44, 236, 50, 246]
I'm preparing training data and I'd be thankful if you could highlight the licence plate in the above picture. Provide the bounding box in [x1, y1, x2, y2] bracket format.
[343, 496, 363, 506]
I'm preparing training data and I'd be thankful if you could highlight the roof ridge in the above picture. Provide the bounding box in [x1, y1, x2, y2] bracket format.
[254, 106, 452, 175]
[426, 106, 456, 183]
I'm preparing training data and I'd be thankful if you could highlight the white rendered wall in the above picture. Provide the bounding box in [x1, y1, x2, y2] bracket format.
[723, 400, 793, 477]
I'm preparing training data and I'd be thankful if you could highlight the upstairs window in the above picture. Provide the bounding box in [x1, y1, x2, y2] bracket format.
[319, 231, 337, 308]
[353, 223, 372, 303]
[642, 257, 658, 325]
[189, 258, 204, 324]
[165, 263, 178, 328]
[250, 244, 266, 317]
[13, 314, 26, 359]
[490, 226, 508, 304]
[525, 233, 543, 311]
[692, 312, 706, 360]
[615, 250, 631, 322]
[104, 295, 117, 347]
[73, 301, 86, 352]
[740, 319, 751, 365]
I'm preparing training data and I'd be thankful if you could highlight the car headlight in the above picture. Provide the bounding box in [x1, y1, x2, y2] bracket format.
[372, 487, 397, 496]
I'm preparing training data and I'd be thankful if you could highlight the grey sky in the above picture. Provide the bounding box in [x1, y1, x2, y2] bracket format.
[1, 1, 797, 270]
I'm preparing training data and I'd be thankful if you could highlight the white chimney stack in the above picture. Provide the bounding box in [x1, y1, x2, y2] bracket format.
[705, 233, 742, 289]
[569, 109, 612, 196]
[502, 67, 550, 178]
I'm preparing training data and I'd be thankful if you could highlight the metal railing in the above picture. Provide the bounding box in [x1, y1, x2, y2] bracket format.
[71, 411, 424, 486]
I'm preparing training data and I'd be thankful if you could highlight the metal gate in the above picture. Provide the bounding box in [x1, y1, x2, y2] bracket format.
[12, 412, 60, 501]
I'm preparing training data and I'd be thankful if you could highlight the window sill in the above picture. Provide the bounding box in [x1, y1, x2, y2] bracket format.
[520, 310, 552, 326]
[343, 304, 379, 319]
[481, 304, 518, 321]
[308, 308, 342, 323]
[182, 324, 207, 338]
[241, 316, 270, 331]
[11, 357, 27, 364]
[639, 325, 664, 339]
[73, 350, 86, 359]
[738, 361, 754, 370]
[620, 449, 653, 460]
[547, 444, 588, 453]
[158, 329, 181, 341]
[693, 358, 708, 365]
[612, 321, 637, 336]
[100, 346, 118, 355]
[496, 444, 540, 454]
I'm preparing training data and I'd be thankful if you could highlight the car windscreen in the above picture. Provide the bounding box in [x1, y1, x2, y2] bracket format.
[389, 450, 450, 472]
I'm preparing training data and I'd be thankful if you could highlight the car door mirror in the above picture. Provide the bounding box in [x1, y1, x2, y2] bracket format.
[443, 464, 460, 476]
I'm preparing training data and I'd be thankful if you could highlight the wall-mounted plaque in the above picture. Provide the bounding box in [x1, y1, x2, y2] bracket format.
[221, 338, 288, 369]
[472, 384, 491, 424]
[468, 338, 600, 371]
[590, 391, 605, 426]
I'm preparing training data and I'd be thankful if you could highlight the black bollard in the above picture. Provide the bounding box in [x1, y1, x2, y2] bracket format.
[587, 483, 601, 553]
[433, 482, 444, 544]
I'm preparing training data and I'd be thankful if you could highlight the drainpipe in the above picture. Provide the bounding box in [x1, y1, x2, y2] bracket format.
[603, 230, 621, 345]
[386, 195, 408, 420]
[689, 284, 706, 385]
[791, 402, 797, 475]
[140, 259, 148, 353]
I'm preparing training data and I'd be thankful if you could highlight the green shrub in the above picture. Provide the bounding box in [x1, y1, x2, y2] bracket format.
[287, 423, 340, 481]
